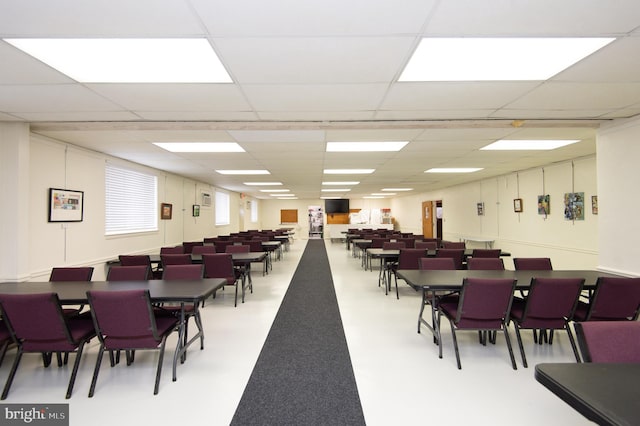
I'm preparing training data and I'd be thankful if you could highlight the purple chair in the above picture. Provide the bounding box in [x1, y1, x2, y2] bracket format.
[436, 249, 465, 270]
[86, 289, 179, 396]
[438, 278, 517, 369]
[471, 249, 502, 258]
[160, 254, 192, 266]
[119, 255, 158, 279]
[202, 254, 243, 307]
[466, 258, 505, 270]
[160, 246, 184, 254]
[442, 241, 466, 249]
[0, 292, 96, 399]
[419, 257, 456, 270]
[382, 242, 406, 250]
[191, 245, 216, 255]
[226, 244, 250, 253]
[161, 264, 203, 280]
[513, 257, 553, 270]
[573, 277, 640, 321]
[575, 321, 640, 363]
[49, 266, 94, 316]
[0, 321, 11, 367]
[107, 265, 150, 281]
[390, 249, 427, 299]
[510, 277, 585, 367]
[182, 241, 203, 254]
[415, 241, 438, 250]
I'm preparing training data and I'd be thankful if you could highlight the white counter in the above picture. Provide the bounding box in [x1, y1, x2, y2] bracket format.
[327, 223, 394, 239]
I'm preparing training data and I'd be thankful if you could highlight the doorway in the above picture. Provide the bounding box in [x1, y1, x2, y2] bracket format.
[422, 200, 443, 240]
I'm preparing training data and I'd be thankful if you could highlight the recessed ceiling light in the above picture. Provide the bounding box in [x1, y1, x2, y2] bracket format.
[153, 142, 244, 152]
[321, 189, 351, 192]
[271, 193, 295, 197]
[425, 168, 483, 173]
[481, 139, 580, 150]
[4, 38, 232, 83]
[324, 169, 375, 174]
[215, 170, 270, 175]
[399, 37, 615, 81]
[259, 189, 290, 193]
[381, 188, 413, 191]
[326, 141, 408, 152]
[244, 182, 283, 186]
[320, 196, 341, 199]
[371, 193, 394, 196]
[277, 197, 298, 200]
[322, 181, 360, 185]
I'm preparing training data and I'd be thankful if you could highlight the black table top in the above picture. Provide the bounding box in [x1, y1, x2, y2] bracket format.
[535, 363, 640, 426]
[0, 279, 225, 305]
[396, 269, 621, 291]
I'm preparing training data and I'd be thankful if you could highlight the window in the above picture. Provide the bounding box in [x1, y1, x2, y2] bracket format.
[105, 164, 157, 235]
[215, 191, 230, 226]
[250, 200, 258, 222]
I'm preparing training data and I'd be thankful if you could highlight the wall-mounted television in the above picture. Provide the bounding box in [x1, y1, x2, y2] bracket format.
[325, 199, 350, 214]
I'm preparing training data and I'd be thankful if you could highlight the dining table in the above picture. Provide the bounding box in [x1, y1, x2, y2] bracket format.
[535, 362, 640, 426]
[395, 269, 622, 355]
[0, 278, 225, 382]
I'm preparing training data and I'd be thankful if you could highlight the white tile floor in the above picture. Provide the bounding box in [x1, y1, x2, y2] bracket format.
[0, 240, 591, 425]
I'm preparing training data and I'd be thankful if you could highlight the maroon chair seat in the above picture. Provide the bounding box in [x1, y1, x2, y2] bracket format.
[575, 321, 640, 363]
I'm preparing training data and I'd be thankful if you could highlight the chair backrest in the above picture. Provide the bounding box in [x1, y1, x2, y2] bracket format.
[370, 238, 387, 249]
[107, 265, 150, 281]
[191, 245, 216, 255]
[247, 240, 264, 252]
[382, 241, 406, 250]
[160, 246, 184, 254]
[0, 292, 73, 349]
[202, 254, 238, 284]
[87, 289, 165, 347]
[471, 249, 501, 258]
[226, 244, 250, 253]
[419, 257, 456, 270]
[442, 241, 466, 249]
[521, 278, 584, 325]
[162, 264, 203, 280]
[513, 257, 553, 270]
[435, 249, 465, 270]
[575, 321, 640, 363]
[182, 241, 203, 254]
[49, 267, 94, 282]
[585, 277, 640, 321]
[466, 257, 505, 270]
[160, 254, 192, 265]
[415, 241, 438, 250]
[397, 238, 416, 248]
[397, 249, 427, 270]
[119, 255, 152, 267]
[454, 278, 516, 328]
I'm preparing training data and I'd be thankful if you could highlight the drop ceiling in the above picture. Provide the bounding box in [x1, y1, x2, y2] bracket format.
[2, 0, 640, 199]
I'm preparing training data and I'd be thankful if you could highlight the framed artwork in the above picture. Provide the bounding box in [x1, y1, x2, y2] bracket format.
[477, 202, 484, 216]
[192, 204, 200, 217]
[161, 203, 173, 220]
[538, 195, 550, 216]
[513, 198, 523, 213]
[48, 188, 84, 222]
[564, 192, 585, 221]
[591, 195, 598, 215]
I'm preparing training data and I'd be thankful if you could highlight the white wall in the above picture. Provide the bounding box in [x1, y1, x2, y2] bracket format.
[25, 135, 241, 281]
[391, 157, 599, 270]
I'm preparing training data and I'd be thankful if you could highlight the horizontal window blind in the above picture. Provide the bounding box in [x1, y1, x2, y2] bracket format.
[105, 164, 158, 235]
[215, 191, 230, 226]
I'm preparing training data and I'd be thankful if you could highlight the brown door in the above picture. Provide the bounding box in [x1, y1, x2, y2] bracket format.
[422, 201, 434, 238]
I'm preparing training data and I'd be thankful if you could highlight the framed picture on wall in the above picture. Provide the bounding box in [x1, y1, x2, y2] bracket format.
[477, 202, 484, 216]
[513, 198, 523, 213]
[48, 188, 84, 222]
[161, 203, 172, 220]
[591, 195, 598, 215]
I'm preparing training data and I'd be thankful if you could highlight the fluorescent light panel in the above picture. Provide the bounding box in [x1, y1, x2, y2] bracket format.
[244, 182, 283, 186]
[425, 168, 482, 173]
[321, 189, 351, 192]
[324, 169, 375, 174]
[326, 141, 408, 152]
[382, 188, 412, 191]
[322, 181, 359, 185]
[259, 189, 289, 193]
[321, 196, 341, 199]
[4, 38, 232, 83]
[271, 193, 295, 197]
[215, 170, 269, 175]
[481, 139, 580, 150]
[399, 37, 615, 81]
[371, 193, 394, 196]
[153, 142, 244, 152]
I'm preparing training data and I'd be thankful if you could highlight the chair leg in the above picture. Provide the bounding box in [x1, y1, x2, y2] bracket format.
[65, 341, 87, 399]
[565, 325, 581, 363]
[1, 347, 23, 400]
[194, 310, 205, 350]
[154, 338, 168, 395]
[513, 325, 528, 368]
[234, 284, 238, 307]
[41, 352, 52, 367]
[503, 327, 517, 370]
[89, 344, 105, 397]
[449, 322, 461, 369]
[0, 341, 8, 367]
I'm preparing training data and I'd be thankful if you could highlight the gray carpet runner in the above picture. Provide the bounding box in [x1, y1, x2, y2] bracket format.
[230, 239, 366, 425]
